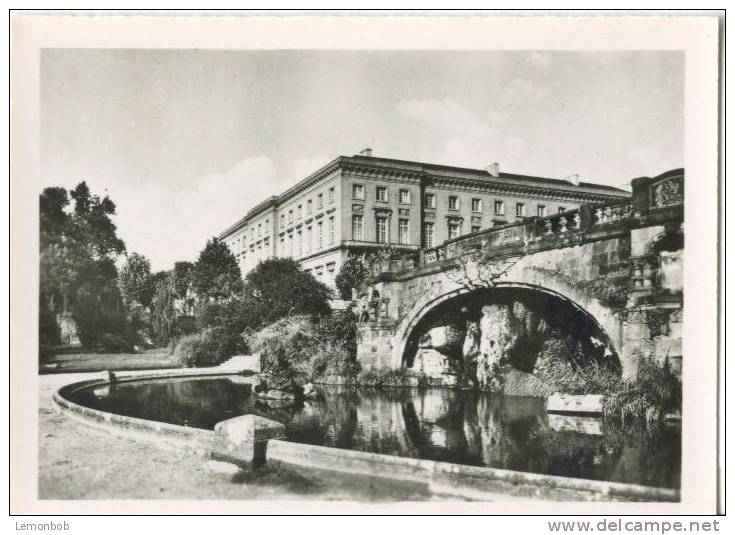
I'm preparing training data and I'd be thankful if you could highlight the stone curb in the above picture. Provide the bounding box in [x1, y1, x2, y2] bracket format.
[266, 439, 680, 503]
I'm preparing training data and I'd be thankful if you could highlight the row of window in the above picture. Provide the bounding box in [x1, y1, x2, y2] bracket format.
[279, 216, 336, 258]
[280, 186, 336, 228]
[351, 215, 411, 245]
[350, 184, 564, 217]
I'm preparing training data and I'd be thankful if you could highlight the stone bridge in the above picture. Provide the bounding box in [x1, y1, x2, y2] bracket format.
[355, 169, 684, 381]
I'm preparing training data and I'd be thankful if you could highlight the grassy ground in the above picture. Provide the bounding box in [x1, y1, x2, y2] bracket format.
[38, 373, 439, 501]
[40, 349, 182, 374]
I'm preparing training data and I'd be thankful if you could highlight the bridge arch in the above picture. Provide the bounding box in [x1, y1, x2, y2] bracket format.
[390, 272, 626, 375]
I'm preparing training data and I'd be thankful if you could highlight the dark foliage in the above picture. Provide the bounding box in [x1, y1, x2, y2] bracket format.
[191, 238, 242, 300]
[334, 255, 370, 300]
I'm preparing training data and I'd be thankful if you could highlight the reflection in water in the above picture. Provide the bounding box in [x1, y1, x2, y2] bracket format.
[69, 377, 681, 489]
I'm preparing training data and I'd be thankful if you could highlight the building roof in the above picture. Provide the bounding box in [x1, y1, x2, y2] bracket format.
[220, 153, 634, 239]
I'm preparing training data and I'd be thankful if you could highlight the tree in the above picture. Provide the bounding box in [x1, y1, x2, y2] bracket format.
[39, 181, 128, 350]
[335, 255, 370, 300]
[173, 261, 194, 300]
[118, 252, 152, 307]
[151, 275, 177, 346]
[191, 238, 242, 301]
[139, 270, 170, 312]
[243, 258, 332, 327]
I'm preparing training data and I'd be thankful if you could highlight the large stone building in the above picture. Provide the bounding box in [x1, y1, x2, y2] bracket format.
[219, 149, 631, 288]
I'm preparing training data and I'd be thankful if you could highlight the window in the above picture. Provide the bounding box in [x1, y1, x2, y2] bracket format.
[472, 225, 481, 234]
[399, 189, 411, 204]
[279, 237, 284, 256]
[257, 223, 262, 236]
[328, 187, 335, 204]
[280, 214, 285, 228]
[305, 226, 312, 252]
[424, 193, 436, 208]
[317, 222, 324, 249]
[328, 216, 335, 245]
[558, 207, 566, 214]
[537, 205, 546, 217]
[448, 196, 459, 210]
[376, 186, 388, 202]
[288, 234, 293, 257]
[448, 221, 461, 239]
[251, 227, 255, 239]
[352, 215, 364, 240]
[494, 200, 505, 216]
[516, 203, 525, 217]
[288, 210, 293, 223]
[423, 222, 435, 248]
[307, 199, 312, 214]
[297, 205, 302, 219]
[352, 184, 365, 200]
[296, 231, 302, 257]
[471, 198, 482, 212]
[398, 219, 410, 244]
[375, 216, 388, 243]
[317, 193, 323, 209]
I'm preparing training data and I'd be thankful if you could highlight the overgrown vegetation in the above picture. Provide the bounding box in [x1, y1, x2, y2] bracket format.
[356, 368, 430, 388]
[245, 311, 360, 390]
[335, 255, 370, 300]
[534, 340, 681, 426]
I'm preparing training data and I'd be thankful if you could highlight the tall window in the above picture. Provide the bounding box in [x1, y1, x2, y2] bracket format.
[328, 187, 336, 204]
[472, 225, 481, 234]
[398, 219, 409, 244]
[317, 193, 323, 209]
[537, 205, 546, 217]
[352, 215, 364, 241]
[280, 214, 285, 228]
[305, 226, 312, 252]
[375, 216, 388, 243]
[251, 227, 255, 239]
[516, 202, 525, 217]
[448, 221, 461, 239]
[376, 186, 388, 202]
[399, 189, 410, 204]
[257, 223, 262, 236]
[558, 206, 566, 214]
[471, 198, 482, 212]
[317, 222, 324, 249]
[424, 193, 436, 208]
[288, 234, 293, 257]
[307, 199, 312, 214]
[296, 230, 302, 257]
[494, 200, 505, 216]
[352, 184, 365, 200]
[328, 216, 335, 245]
[423, 222, 435, 248]
[297, 205, 302, 219]
[288, 210, 293, 223]
[448, 196, 459, 210]
[279, 237, 284, 256]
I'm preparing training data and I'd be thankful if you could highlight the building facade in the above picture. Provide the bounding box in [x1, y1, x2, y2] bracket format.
[219, 150, 631, 289]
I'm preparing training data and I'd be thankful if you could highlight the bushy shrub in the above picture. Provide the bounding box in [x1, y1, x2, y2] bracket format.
[99, 333, 136, 353]
[603, 356, 681, 425]
[534, 342, 622, 396]
[173, 327, 242, 367]
[174, 315, 197, 336]
[245, 312, 361, 387]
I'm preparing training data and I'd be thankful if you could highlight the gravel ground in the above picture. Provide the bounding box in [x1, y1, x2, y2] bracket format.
[38, 372, 440, 502]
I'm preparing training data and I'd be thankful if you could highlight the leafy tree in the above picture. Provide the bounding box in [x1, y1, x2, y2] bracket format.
[118, 252, 152, 307]
[39, 181, 128, 350]
[139, 270, 170, 311]
[173, 261, 194, 300]
[243, 258, 332, 327]
[335, 255, 370, 300]
[151, 275, 177, 346]
[191, 238, 242, 301]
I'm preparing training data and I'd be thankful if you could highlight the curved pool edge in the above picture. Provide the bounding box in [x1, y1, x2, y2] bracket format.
[52, 371, 682, 503]
[52, 369, 254, 454]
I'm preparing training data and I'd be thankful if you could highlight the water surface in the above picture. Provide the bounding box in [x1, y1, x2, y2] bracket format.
[68, 376, 681, 489]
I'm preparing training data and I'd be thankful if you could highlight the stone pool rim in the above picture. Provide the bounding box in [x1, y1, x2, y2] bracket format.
[52, 369, 681, 502]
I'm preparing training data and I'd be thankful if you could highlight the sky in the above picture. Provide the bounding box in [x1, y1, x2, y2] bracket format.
[41, 50, 683, 271]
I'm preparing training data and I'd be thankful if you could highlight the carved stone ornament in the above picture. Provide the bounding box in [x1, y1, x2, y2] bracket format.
[651, 176, 683, 208]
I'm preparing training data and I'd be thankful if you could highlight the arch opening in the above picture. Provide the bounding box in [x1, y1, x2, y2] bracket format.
[402, 286, 621, 389]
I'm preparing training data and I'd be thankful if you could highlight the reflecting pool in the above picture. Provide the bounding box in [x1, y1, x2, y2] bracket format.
[68, 376, 681, 489]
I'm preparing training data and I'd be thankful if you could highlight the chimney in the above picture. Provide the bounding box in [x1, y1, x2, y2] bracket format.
[359, 147, 373, 157]
[486, 162, 500, 177]
[565, 174, 580, 186]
